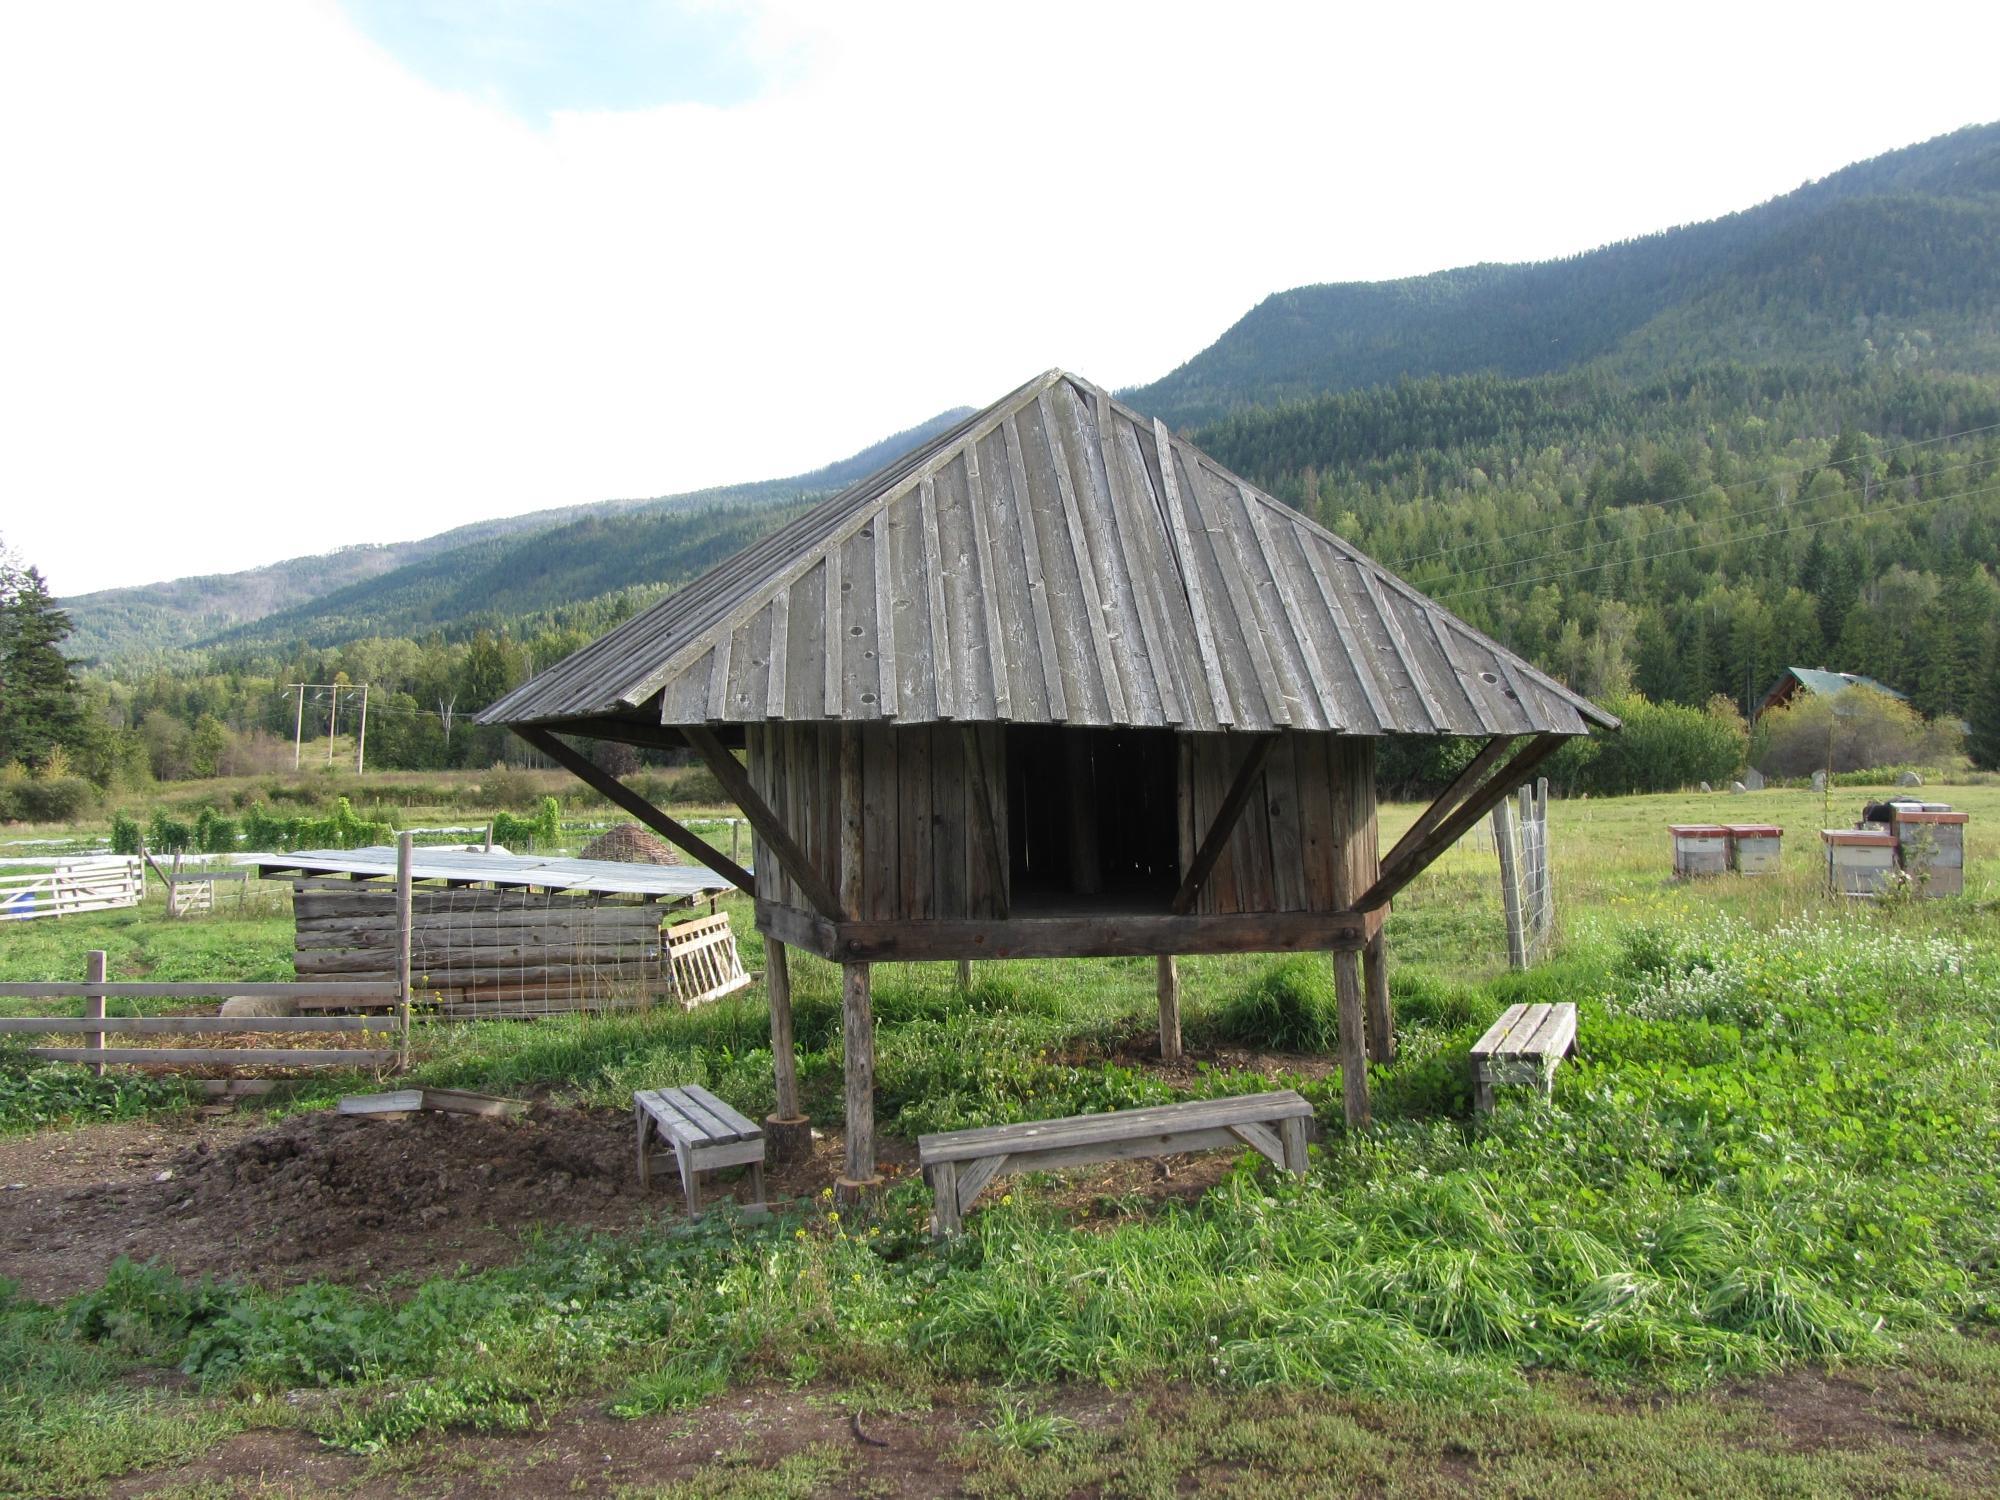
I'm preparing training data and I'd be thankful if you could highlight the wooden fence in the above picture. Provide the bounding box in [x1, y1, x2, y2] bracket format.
[1492, 778, 1554, 969]
[0, 856, 143, 923]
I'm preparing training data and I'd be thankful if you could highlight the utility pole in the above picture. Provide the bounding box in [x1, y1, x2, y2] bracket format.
[326, 684, 339, 766]
[291, 684, 305, 770]
[354, 684, 369, 775]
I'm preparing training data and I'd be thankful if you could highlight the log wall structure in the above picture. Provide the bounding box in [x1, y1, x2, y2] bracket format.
[479, 368, 1618, 1197]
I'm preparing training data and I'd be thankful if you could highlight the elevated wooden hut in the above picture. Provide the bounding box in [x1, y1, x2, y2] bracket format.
[481, 370, 1615, 1192]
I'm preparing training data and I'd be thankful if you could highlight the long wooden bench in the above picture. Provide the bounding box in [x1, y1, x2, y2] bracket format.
[917, 1089, 1315, 1236]
[1469, 1001, 1577, 1113]
[634, 1084, 766, 1218]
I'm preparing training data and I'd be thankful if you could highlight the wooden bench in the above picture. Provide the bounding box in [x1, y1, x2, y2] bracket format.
[917, 1089, 1315, 1237]
[634, 1084, 766, 1218]
[1469, 1002, 1577, 1113]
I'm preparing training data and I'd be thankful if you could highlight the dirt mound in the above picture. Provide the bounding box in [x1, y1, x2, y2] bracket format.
[577, 823, 680, 864]
[0, 1105, 675, 1298]
[171, 1106, 633, 1247]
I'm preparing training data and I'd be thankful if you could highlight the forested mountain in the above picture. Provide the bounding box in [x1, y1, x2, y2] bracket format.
[1125, 123, 2000, 427]
[62, 407, 974, 663]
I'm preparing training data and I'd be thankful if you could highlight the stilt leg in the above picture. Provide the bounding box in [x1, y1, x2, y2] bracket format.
[1334, 949, 1370, 1128]
[1157, 955, 1182, 1062]
[1363, 928, 1394, 1064]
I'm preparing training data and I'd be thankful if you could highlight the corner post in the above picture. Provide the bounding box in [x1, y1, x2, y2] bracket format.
[84, 950, 106, 1078]
[836, 726, 881, 1201]
[1333, 949, 1369, 1128]
[395, 832, 414, 1069]
[1156, 955, 1182, 1062]
[765, 940, 811, 1163]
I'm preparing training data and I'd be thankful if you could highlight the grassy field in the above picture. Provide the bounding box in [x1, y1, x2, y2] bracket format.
[0, 783, 1996, 1496]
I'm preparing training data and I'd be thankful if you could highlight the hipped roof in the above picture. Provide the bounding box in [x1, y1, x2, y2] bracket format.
[481, 370, 1615, 737]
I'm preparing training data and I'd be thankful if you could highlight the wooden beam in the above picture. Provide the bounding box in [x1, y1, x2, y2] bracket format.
[1376, 735, 1514, 875]
[1171, 734, 1276, 914]
[1356, 734, 1567, 913]
[756, 901, 1368, 963]
[512, 726, 757, 894]
[1334, 949, 1369, 1128]
[1157, 955, 1182, 1062]
[680, 724, 838, 919]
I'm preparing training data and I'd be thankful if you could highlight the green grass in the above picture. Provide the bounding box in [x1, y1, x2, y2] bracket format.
[0, 783, 1996, 1491]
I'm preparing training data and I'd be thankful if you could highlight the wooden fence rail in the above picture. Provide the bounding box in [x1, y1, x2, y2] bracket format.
[0, 857, 142, 922]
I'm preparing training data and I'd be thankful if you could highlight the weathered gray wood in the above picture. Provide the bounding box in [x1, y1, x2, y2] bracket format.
[919, 1090, 1314, 1162]
[84, 949, 106, 1078]
[1334, 949, 1369, 1128]
[512, 726, 755, 892]
[954, 1151, 1010, 1214]
[1357, 734, 1567, 913]
[1094, 392, 1186, 724]
[1171, 735, 1277, 915]
[1470, 1001, 1577, 1113]
[766, 939, 801, 1124]
[1156, 955, 1182, 1062]
[840, 960, 877, 1193]
[682, 724, 836, 918]
[0, 1015, 384, 1034]
[957, 958, 973, 992]
[765, 588, 790, 720]
[1184, 462, 1291, 725]
[339, 1088, 524, 1117]
[822, 545, 843, 719]
[22, 1047, 395, 1067]
[917, 474, 956, 719]
[1152, 417, 1233, 725]
[756, 902, 1369, 963]
[962, 443, 1014, 720]
[1039, 390, 1128, 722]
[1001, 413, 1069, 720]
[1225, 1120, 1287, 1168]
[871, 514, 900, 719]
[1494, 800, 1527, 971]
[0, 981, 402, 1000]
[1279, 1115, 1309, 1173]
[1363, 928, 1394, 1065]
[929, 1159, 961, 1236]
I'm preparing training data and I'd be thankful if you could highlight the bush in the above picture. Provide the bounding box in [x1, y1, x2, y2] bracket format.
[146, 808, 195, 854]
[1549, 693, 1745, 795]
[491, 796, 560, 852]
[109, 811, 142, 854]
[1751, 685, 1962, 777]
[0, 774, 95, 823]
[1215, 957, 1341, 1053]
[193, 808, 238, 854]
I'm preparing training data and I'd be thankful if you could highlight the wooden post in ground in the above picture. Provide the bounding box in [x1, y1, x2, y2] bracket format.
[395, 832, 414, 1069]
[1333, 948, 1370, 1128]
[84, 949, 106, 1078]
[1493, 800, 1527, 971]
[956, 959, 973, 992]
[836, 726, 880, 1201]
[1362, 928, 1393, 1064]
[1156, 955, 1182, 1061]
[764, 940, 811, 1163]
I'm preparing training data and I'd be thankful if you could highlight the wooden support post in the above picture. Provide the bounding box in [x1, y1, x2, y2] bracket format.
[956, 959, 973, 993]
[1156, 955, 1182, 1062]
[1493, 800, 1527, 971]
[1363, 929, 1393, 1064]
[1333, 949, 1369, 1128]
[764, 939, 810, 1163]
[84, 949, 106, 1078]
[839, 960, 878, 1197]
[1279, 1114, 1309, 1174]
[395, 832, 414, 1068]
[836, 727, 879, 1200]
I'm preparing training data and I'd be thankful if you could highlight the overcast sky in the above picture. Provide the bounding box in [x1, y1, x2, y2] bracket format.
[5, 1, 1997, 597]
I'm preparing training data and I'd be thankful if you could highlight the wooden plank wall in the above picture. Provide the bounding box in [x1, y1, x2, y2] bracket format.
[746, 723, 1008, 920]
[1179, 733, 1377, 916]
[293, 884, 665, 1010]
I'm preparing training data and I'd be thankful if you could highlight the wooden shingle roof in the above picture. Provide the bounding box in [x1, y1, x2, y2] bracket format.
[482, 370, 1614, 737]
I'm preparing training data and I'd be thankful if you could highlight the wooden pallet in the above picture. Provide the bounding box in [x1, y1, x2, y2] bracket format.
[917, 1089, 1314, 1237]
[665, 913, 750, 1007]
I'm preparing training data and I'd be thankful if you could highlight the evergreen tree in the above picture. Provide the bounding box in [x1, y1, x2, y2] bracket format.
[1969, 623, 2000, 771]
[0, 554, 87, 768]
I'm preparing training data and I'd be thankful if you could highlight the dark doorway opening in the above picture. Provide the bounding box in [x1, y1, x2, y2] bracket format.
[1005, 726, 1179, 909]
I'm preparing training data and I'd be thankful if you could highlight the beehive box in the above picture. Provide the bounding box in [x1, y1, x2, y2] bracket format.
[1724, 824, 1784, 876]
[1668, 825, 1731, 879]
[1889, 808, 1968, 897]
[1822, 829, 1898, 898]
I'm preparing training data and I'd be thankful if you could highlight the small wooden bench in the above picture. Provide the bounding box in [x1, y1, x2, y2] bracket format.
[1469, 1002, 1577, 1113]
[917, 1089, 1315, 1237]
[634, 1084, 766, 1218]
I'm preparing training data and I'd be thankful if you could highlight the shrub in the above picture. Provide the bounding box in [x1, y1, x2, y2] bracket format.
[1549, 693, 1745, 795]
[109, 811, 142, 855]
[193, 808, 238, 854]
[1, 774, 94, 823]
[491, 796, 560, 851]
[146, 809, 195, 854]
[1215, 957, 1340, 1053]
[1751, 685, 1962, 777]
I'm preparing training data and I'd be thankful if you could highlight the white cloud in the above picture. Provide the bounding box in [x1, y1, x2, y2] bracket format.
[3, 0, 1997, 594]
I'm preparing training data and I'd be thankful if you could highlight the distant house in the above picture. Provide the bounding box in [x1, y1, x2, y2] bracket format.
[1758, 667, 1908, 718]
